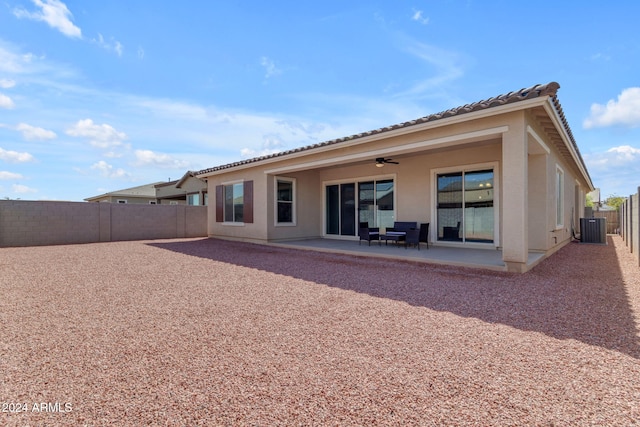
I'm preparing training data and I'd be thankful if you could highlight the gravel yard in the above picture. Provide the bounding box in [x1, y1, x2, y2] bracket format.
[1, 236, 639, 426]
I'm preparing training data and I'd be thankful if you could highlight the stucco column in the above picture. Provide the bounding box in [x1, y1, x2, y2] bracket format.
[502, 121, 528, 272]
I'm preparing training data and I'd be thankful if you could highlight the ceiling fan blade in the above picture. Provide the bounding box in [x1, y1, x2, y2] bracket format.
[375, 157, 399, 165]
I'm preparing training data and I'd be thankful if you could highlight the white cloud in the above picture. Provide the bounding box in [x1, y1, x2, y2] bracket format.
[0, 79, 16, 88]
[590, 52, 611, 62]
[240, 134, 285, 158]
[16, 123, 57, 140]
[394, 38, 464, 99]
[134, 149, 189, 169]
[583, 145, 640, 197]
[607, 145, 640, 159]
[0, 147, 35, 163]
[12, 184, 37, 194]
[0, 41, 62, 77]
[411, 10, 430, 25]
[0, 93, 15, 109]
[137, 46, 145, 60]
[260, 56, 282, 79]
[584, 145, 640, 170]
[66, 119, 127, 149]
[584, 145, 640, 171]
[583, 87, 640, 129]
[90, 160, 129, 178]
[134, 98, 209, 121]
[0, 171, 23, 180]
[92, 33, 124, 57]
[13, 0, 82, 39]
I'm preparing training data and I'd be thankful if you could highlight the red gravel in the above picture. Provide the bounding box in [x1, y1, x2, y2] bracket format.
[1, 236, 639, 426]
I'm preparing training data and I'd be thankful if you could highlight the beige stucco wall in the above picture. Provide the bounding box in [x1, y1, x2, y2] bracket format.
[110, 196, 157, 204]
[266, 171, 322, 241]
[206, 169, 269, 242]
[205, 114, 514, 244]
[203, 106, 592, 272]
[0, 200, 207, 247]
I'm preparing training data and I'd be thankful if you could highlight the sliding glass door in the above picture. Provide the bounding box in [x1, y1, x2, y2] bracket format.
[437, 169, 494, 243]
[326, 179, 394, 236]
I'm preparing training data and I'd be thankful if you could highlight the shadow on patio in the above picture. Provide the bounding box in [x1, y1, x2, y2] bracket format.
[149, 236, 640, 359]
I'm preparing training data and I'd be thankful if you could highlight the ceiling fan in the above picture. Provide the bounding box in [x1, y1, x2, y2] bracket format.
[375, 157, 399, 167]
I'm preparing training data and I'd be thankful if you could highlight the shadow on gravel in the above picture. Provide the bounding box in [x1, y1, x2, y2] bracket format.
[149, 236, 640, 359]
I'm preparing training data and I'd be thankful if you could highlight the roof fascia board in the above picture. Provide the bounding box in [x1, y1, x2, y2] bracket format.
[197, 97, 547, 178]
[263, 125, 509, 175]
[542, 99, 594, 190]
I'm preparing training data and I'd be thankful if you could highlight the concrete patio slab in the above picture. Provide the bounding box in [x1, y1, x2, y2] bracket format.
[271, 238, 546, 272]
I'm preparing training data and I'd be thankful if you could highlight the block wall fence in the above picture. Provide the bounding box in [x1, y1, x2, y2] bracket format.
[619, 189, 640, 267]
[0, 200, 207, 248]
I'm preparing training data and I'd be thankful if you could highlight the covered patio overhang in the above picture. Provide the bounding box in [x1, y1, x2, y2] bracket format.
[262, 125, 509, 176]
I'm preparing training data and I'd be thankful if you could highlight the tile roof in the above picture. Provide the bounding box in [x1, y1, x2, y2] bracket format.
[84, 182, 164, 201]
[196, 82, 583, 177]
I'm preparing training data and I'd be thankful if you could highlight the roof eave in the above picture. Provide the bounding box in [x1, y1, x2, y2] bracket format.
[196, 96, 552, 178]
[542, 98, 595, 191]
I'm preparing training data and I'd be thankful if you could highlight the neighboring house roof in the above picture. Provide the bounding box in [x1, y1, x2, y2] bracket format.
[154, 179, 180, 189]
[84, 182, 163, 202]
[175, 171, 198, 188]
[153, 171, 201, 190]
[196, 82, 592, 189]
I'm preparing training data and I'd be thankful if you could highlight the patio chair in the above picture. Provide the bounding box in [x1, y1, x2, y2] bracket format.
[443, 221, 461, 241]
[419, 223, 429, 249]
[358, 222, 380, 246]
[404, 228, 420, 250]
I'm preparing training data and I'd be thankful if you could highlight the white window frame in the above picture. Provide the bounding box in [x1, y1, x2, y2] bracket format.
[148, 201, 157, 205]
[274, 177, 296, 226]
[431, 161, 500, 248]
[556, 165, 564, 229]
[117, 199, 127, 204]
[322, 174, 397, 239]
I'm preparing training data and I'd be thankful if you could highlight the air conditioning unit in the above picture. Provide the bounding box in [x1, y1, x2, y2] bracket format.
[580, 218, 606, 244]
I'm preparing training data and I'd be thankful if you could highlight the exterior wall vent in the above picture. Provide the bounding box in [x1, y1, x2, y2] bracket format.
[580, 217, 606, 244]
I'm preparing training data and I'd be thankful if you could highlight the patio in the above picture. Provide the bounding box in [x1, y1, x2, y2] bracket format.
[273, 238, 546, 271]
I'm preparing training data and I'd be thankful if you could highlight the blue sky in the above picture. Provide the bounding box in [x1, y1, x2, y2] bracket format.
[1, 1, 639, 201]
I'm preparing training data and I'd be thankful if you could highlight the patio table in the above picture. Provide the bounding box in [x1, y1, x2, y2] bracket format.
[380, 231, 406, 246]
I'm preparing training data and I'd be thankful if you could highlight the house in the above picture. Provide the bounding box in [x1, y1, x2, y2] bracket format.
[85, 172, 208, 205]
[155, 171, 208, 205]
[85, 182, 163, 204]
[196, 82, 594, 273]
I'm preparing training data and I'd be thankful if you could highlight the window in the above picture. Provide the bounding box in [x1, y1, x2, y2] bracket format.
[117, 199, 127, 204]
[224, 183, 244, 222]
[216, 181, 253, 224]
[187, 193, 200, 206]
[149, 201, 157, 205]
[556, 166, 564, 228]
[275, 178, 295, 225]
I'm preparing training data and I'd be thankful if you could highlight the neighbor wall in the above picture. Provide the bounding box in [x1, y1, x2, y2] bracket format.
[0, 200, 207, 247]
[620, 190, 640, 266]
